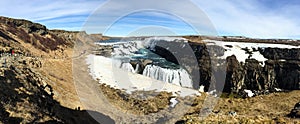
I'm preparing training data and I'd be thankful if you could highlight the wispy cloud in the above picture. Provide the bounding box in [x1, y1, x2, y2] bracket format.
[82, 0, 217, 36]
[192, 0, 300, 39]
[0, 0, 104, 31]
[0, 0, 299, 39]
[103, 11, 199, 36]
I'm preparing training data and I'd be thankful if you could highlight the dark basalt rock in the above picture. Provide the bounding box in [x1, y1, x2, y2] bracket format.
[223, 52, 300, 93]
[149, 40, 300, 94]
[289, 102, 300, 118]
[224, 55, 244, 93]
[130, 59, 153, 74]
[259, 47, 300, 60]
[149, 41, 225, 91]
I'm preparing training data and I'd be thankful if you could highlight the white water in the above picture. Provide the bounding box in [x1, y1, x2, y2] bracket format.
[110, 37, 194, 88]
[144, 37, 188, 51]
[86, 54, 200, 97]
[112, 59, 135, 73]
[120, 62, 135, 73]
[113, 60, 140, 73]
[113, 59, 194, 88]
[142, 65, 193, 88]
[112, 41, 144, 57]
[112, 37, 188, 57]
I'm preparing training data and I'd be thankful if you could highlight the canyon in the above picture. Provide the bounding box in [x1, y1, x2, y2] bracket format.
[0, 16, 300, 123]
[97, 36, 300, 97]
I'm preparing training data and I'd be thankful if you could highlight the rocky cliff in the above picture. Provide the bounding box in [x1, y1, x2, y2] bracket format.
[149, 38, 300, 96]
[224, 48, 300, 95]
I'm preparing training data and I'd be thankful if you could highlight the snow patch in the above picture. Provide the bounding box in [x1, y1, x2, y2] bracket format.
[170, 98, 178, 108]
[207, 90, 218, 97]
[205, 40, 300, 66]
[198, 85, 205, 92]
[86, 54, 200, 97]
[274, 88, 282, 92]
[244, 89, 254, 97]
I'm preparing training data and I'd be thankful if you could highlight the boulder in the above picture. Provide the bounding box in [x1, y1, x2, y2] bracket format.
[294, 102, 300, 110]
[289, 102, 300, 118]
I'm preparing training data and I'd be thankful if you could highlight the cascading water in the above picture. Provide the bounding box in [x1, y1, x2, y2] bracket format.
[120, 62, 135, 73]
[109, 37, 194, 88]
[113, 40, 145, 57]
[142, 65, 193, 88]
[113, 59, 136, 73]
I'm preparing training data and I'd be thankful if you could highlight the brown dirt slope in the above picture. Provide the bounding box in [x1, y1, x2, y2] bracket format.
[0, 16, 106, 123]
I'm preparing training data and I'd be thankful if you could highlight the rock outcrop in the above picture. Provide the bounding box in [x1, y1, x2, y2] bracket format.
[0, 16, 107, 123]
[289, 102, 300, 118]
[148, 39, 300, 95]
[226, 52, 300, 94]
[0, 56, 102, 123]
[259, 48, 300, 60]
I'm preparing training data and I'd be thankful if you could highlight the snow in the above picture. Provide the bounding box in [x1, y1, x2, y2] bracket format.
[198, 85, 205, 92]
[144, 37, 187, 42]
[205, 40, 300, 66]
[86, 54, 201, 97]
[274, 88, 282, 92]
[207, 90, 218, 97]
[169, 98, 178, 108]
[244, 89, 254, 97]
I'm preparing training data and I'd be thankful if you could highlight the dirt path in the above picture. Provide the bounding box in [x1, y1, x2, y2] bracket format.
[72, 50, 204, 123]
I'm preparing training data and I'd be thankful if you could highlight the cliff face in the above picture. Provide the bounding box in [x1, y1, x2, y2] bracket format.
[225, 50, 300, 94]
[150, 39, 300, 95]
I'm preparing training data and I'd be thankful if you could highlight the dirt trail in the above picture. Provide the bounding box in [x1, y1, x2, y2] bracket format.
[71, 44, 203, 123]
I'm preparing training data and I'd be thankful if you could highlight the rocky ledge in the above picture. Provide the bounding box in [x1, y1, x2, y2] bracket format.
[149, 38, 300, 97]
[289, 102, 300, 118]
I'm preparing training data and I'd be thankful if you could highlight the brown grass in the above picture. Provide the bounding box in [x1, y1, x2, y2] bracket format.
[178, 90, 300, 123]
[99, 84, 172, 115]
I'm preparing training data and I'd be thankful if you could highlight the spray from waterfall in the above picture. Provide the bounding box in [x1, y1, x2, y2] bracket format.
[142, 65, 193, 88]
[112, 37, 194, 88]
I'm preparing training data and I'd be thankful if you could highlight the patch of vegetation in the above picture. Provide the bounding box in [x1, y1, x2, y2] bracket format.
[220, 92, 244, 98]
[99, 84, 172, 115]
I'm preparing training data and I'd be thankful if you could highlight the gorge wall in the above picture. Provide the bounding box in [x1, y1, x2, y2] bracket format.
[149, 39, 300, 95]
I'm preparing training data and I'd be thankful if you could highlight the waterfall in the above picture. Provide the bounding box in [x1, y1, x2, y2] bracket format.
[113, 41, 145, 56]
[142, 65, 193, 88]
[113, 59, 135, 73]
[143, 37, 188, 51]
[134, 63, 140, 73]
[120, 63, 135, 73]
[109, 37, 194, 88]
[112, 37, 187, 56]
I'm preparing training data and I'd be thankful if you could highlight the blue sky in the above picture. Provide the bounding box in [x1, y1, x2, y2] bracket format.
[0, 0, 299, 39]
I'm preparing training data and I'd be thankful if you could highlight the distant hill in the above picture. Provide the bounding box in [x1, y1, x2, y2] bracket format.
[0, 16, 106, 123]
